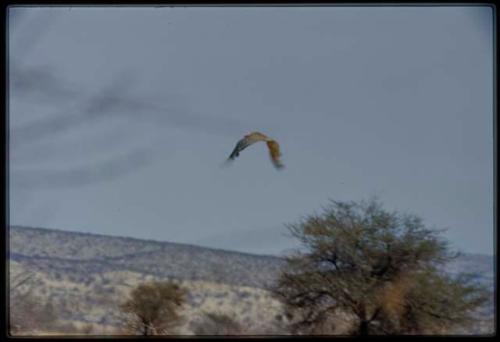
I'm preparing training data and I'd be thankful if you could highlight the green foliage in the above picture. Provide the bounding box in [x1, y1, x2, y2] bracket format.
[120, 280, 186, 335]
[274, 198, 489, 335]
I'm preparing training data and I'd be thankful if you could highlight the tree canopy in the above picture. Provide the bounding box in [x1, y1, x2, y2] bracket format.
[274, 198, 489, 335]
[120, 280, 186, 336]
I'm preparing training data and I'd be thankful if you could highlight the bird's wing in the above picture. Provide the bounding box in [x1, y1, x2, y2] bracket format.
[266, 140, 284, 169]
[227, 135, 262, 160]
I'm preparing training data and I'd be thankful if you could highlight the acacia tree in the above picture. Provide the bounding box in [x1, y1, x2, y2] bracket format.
[120, 280, 186, 336]
[274, 199, 489, 335]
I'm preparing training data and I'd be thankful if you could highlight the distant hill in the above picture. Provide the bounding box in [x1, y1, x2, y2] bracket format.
[9, 225, 286, 289]
[8, 225, 495, 335]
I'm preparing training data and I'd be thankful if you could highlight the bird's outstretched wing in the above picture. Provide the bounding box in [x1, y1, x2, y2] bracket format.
[227, 137, 254, 160]
[227, 132, 268, 161]
[266, 140, 284, 169]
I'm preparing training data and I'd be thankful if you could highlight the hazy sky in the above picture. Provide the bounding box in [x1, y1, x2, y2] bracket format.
[8, 6, 494, 256]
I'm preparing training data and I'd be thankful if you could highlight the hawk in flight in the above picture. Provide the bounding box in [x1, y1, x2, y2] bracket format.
[227, 132, 284, 169]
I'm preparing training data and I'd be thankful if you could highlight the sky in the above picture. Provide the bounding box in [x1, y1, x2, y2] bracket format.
[8, 5, 494, 256]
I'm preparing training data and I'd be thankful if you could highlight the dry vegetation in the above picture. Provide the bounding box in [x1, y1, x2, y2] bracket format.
[8, 221, 494, 336]
[9, 260, 286, 335]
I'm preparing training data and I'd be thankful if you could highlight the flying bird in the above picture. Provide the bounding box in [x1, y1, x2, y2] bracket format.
[226, 131, 284, 169]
